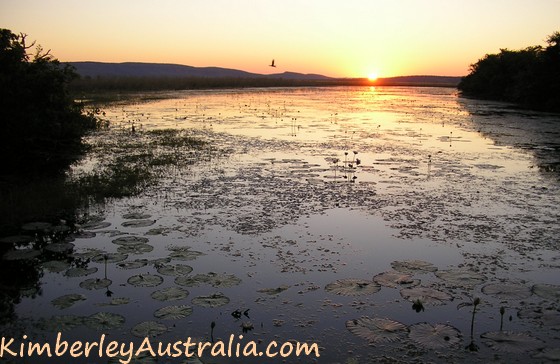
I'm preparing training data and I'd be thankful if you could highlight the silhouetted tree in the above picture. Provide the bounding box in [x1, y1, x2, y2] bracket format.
[0, 29, 97, 176]
[458, 31, 560, 112]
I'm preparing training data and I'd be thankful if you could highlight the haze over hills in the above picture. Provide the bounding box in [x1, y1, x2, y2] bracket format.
[67, 61, 462, 87]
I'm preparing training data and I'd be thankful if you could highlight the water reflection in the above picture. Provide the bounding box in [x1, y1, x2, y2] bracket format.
[1, 86, 559, 363]
[458, 96, 560, 176]
[0, 221, 91, 326]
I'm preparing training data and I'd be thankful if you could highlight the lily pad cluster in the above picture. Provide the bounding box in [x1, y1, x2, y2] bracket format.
[339, 259, 558, 358]
[324, 260, 452, 306]
[324, 279, 380, 296]
[112, 236, 154, 255]
[175, 272, 242, 288]
[346, 317, 461, 349]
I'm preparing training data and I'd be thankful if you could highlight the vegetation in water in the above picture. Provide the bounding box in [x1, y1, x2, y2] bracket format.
[458, 31, 560, 112]
[1, 126, 212, 232]
[0, 29, 213, 231]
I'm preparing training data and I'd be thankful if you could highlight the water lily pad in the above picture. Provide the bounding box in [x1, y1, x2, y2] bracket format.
[80, 221, 111, 230]
[518, 307, 560, 330]
[79, 278, 112, 290]
[435, 268, 485, 287]
[204, 272, 242, 288]
[391, 260, 438, 273]
[85, 312, 126, 330]
[373, 271, 421, 288]
[62, 235, 76, 243]
[174, 276, 202, 287]
[123, 212, 152, 219]
[325, 278, 381, 296]
[257, 285, 290, 295]
[42, 260, 71, 273]
[118, 260, 149, 270]
[154, 305, 193, 320]
[112, 236, 150, 246]
[400, 286, 452, 305]
[481, 331, 545, 353]
[532, 283, 560, 301]
[44, 242, 75, 253]
[70, 231, 97, 239]
[117, 244, 154, 255]
[533, 348, 560, 361]
[131, 321, 167, 338]
[121, 219, 156, 228]
[71, 248, 104, 260]
[408, 323, 462, 349]
[0, 235, 34, 244]
[21, 221, 52, 231]
[128, 274, 164, 287]
[3, 248, 41, 261]
[91, 252, 129, 263]
[52, 294, 87, 309]
[346, 317, 408, 344]
[481, 283, 532, 300]
[148, 257, 172, 265]
[96, 229, 126, 237]
[541, 309, 560, 330]
[175, 272, 241, 288]
[52, 224, 71, 233]
[65, 267, 98, 277]
[156, 264, 194, 276]
[36, 315, 84, 332]
[191, 292, 230, 307]
[145, 227, 169, 235]
[151, 286, 190, 302]
[21, 286, 39, 297]
[517, 307, 545, 320]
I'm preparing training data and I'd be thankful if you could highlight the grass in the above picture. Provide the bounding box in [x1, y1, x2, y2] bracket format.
[146, 129, 207, 148]
[0, 126, 213, 234]
[70, 128, 211, 197]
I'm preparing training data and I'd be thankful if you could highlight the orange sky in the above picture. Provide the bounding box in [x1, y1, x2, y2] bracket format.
[1, 0, 559, 77]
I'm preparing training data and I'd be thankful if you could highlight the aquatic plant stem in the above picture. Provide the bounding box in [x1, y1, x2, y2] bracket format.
[499, 306, 505, 331]
[466, 297, 480, 352]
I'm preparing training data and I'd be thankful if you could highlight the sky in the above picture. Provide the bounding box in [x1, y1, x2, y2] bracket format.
[1, 0, 559, 78]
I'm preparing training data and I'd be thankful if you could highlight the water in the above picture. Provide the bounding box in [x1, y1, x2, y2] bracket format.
[1, 86, 560, 363]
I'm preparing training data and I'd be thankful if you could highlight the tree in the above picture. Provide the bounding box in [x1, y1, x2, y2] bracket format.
[458, 31, 560, 112]
[0, 29, 97, 176]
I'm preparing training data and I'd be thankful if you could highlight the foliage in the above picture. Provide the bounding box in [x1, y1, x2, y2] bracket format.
[0, 29, 98, 176]
[458, 31, 560, 112]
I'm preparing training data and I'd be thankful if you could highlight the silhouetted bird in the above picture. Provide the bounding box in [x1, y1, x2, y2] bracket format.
[269, 59, 276, 67]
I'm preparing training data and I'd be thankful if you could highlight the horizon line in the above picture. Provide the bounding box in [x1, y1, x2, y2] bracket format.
[65, 60, 466, 79]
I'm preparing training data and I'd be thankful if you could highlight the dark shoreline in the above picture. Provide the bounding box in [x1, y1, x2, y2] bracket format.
[70, 75, 461, 94]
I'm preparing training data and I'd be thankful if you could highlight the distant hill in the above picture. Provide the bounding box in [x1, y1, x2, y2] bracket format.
[68, 61, 332, 80]
[67, 62, 462, 91]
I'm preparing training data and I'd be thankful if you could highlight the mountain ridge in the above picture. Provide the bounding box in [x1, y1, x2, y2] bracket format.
[67, 61, 332, 80]
[67, 61, 462, 88]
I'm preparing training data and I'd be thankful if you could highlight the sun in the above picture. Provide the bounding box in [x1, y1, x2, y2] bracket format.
[368, 72, 378, 81]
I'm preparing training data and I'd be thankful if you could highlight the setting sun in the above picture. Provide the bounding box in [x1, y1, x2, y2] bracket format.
[368, 72, 378, 81]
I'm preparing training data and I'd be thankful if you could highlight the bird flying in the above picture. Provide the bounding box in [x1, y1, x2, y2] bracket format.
[269, 59, 276, 67]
